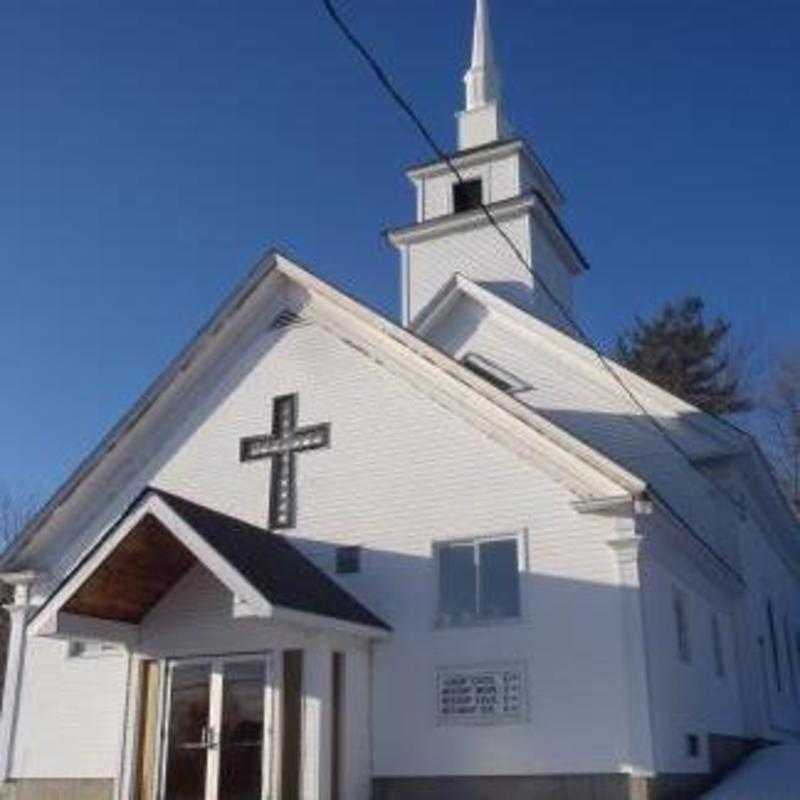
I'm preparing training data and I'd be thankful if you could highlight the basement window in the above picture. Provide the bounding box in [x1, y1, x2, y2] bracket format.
[336, 546, 362, 575]
[453, 179, 483, 214]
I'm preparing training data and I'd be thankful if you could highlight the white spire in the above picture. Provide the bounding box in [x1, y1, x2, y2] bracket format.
[458, 0, 509, 150]
[464, 0, 500, 111]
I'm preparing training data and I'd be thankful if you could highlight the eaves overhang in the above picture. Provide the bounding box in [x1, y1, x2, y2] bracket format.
[414, 274, 750, 460]
[5, 250, 635, 575]
[275, 260, 647, 500]
[0, 250, 289, 571]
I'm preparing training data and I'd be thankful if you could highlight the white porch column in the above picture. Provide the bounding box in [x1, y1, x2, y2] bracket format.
[301, 638, 333, 800]
[267, 648, 284, 800]
[608, 524, 657, 777]
[0, 571, 37, 783]
[342, 646, 371, 800]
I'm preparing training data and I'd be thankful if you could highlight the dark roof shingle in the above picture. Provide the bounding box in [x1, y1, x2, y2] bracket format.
[154, 489, 390, 632]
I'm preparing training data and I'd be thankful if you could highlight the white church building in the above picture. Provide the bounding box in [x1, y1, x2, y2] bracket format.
[2, 2, 800, 799]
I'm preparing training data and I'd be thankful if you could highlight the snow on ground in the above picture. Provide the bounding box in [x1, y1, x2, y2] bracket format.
[702, 745, 800, 799]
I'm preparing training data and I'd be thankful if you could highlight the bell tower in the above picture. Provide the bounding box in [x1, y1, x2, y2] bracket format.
[388, 0, 588, 331]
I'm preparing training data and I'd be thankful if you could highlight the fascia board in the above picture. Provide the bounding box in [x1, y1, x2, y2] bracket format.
[450, 276, 748, 453]
[276, 258, 645, 499]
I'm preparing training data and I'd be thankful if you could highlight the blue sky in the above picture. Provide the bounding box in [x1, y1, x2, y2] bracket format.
[1, 0, 799, 502]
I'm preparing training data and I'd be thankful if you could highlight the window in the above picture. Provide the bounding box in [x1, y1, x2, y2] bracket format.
[673, 589, 691, 664]
[795, 630, 800, 698]
[437, 537, 520, 625]
[462, 354, 513, 392]
[67, 640, 120, 659]
[335, 546, 361, 575]
[452, 179, 483, 214]
[687, 734, 701, 758]
[461, 353, 531, 395]
[767, 599, 782, 692]
[783, 615, 797, 696]
[711, 614, 726, 678]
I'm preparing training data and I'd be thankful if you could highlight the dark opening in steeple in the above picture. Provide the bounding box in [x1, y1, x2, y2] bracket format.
[453, 179, 483, 214]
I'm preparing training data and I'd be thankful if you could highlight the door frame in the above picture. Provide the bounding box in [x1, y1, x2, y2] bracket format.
[156, 652, 277, 800]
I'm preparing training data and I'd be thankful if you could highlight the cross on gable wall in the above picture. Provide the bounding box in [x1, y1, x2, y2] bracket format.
[240, 394, 331, 530]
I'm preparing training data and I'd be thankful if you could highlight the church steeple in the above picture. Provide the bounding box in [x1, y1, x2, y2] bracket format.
[458, 0, 510, 151]
[389, 0, 586, 331]
[464, 0, 500, 110]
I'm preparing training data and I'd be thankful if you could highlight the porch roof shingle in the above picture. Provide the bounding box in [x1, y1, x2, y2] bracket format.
[152, 489, 390, 632]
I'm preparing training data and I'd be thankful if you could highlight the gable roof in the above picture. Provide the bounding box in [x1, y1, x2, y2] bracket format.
[412, 273, 800, 571]
[153, 490, 390, 631]
[8, 248, 791, 588]
[29, 488, 390, 639]
[414, 273, 755, 453]
[4, 250, 652, 577]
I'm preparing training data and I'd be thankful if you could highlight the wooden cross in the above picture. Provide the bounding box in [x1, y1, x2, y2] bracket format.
[240, 394, 330, 530]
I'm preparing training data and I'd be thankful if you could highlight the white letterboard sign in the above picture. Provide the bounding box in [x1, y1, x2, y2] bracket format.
[436, 662, 527, 725]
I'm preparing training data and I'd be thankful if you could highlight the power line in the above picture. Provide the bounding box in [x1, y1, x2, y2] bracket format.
[320, 0, 749, 518]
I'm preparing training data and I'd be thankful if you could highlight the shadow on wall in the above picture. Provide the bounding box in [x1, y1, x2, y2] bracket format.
[474, 280, 576, 334]
[0, 584, 11, 704]
[16, 532, 763, 800]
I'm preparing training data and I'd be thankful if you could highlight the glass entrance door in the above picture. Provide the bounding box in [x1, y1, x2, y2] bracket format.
[160, 655, 275, 800]
[218, 660, 268, 800]
[163, 663, 213, 800]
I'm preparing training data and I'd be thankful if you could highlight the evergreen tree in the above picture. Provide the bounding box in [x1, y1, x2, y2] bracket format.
[614, 296, 751, 416]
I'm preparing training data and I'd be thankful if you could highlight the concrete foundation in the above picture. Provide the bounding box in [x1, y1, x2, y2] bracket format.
[373, 773, 717, 800]
[373, 735, 765, 800]
[0, 779, 113, 800]
[375, 774, 635, 800]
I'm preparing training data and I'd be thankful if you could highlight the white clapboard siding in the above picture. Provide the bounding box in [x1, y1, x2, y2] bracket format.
[148, 318, 631, 776]
[12, 313, 633, 781]
[406, 215, 535, 325]
[425, 282, 800, 751]
[11, 637, 128, 779]
[639, 512, 746, 774]
[416, 152, 524, 222]
[735, 508, 800, 737]
[423, 292, 743, 571]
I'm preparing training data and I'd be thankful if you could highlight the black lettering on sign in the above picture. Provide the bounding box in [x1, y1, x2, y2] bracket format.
[436, 663, 527, 726]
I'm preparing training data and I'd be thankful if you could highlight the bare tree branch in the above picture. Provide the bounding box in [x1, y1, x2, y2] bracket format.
[761, 349, 800, 514]
[0, 485, 37, 553]
[0, 485, 37, 701]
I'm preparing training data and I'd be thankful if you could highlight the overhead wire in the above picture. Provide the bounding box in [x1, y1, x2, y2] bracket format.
[320, 0, 750, 520]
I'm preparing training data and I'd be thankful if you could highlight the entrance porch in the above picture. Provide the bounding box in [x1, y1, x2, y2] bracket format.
[23, 490, 389, 800]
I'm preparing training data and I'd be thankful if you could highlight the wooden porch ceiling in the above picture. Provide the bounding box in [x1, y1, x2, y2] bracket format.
[63, 514, 197, 624]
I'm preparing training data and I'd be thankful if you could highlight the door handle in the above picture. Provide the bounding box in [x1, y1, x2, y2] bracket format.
[177, 726, 217, 751]
[204, 725, 217, 750]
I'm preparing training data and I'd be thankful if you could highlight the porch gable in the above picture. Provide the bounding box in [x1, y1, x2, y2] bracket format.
[28, 489, 390, 646]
